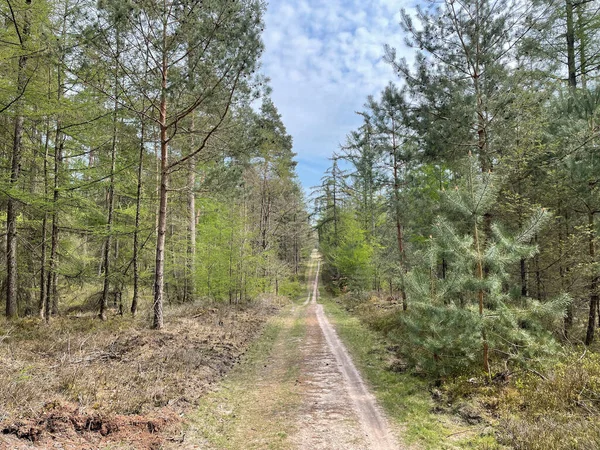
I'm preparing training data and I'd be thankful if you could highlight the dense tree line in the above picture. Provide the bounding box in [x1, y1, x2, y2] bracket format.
[0, 0, 310, 328]
[316, 0, 600, 377]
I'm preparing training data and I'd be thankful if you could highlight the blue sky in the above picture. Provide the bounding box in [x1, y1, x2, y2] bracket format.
[260, 0, 417, 195]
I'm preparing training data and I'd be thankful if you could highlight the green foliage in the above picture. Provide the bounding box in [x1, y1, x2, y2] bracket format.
[321, 295, 477, 448]
[315, 0, 600, 445]
[0, 0, 309, 321]
[320, 209, 374, 293]
[333, 212, 374, 291]
[396, 156, 569, 377]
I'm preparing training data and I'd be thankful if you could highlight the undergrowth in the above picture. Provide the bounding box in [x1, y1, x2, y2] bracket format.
[321, 293, 500, 449]
[0, 297, 281, 426]
[497, 350, 600, 449]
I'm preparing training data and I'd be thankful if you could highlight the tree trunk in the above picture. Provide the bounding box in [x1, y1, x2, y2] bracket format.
[534, 234, 542, 300]
[131, 121, 145, 316]
[585, 212, 598, 345]
[46, 122, 63, 320]
[100, 76, 119, 320]
[393, 159, 408, 311]
[114, 237, 120, 309]
[559, 211, 572, 337]
[260, 159, 271, 252]
[390, 119, 408, 311]
[474, 220, 490, 375]
[152, 37, 168, 329]
[229, 221, 234, 304]
[577, 3, 587, 90]
[185, 39, 197, 302]
[39, 116, 51, 319]
[186, 154, 196, 302]
[6, 113, 24, 318]
[153, 141, 167, 329]
[566, 0, 577, 90]
[6, 0, 32, 318]
[39, 215, 48, 317]
[44, 0, 70, 320]
[520, 258, 528, 297]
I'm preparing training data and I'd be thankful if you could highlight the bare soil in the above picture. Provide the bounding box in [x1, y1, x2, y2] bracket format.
[1, 403, 177, 449]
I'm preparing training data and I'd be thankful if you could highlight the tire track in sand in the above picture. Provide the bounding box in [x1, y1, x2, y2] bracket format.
[293, 253, 400, 450]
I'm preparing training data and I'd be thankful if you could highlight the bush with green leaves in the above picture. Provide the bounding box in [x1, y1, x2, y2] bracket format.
[320, 208, 375, 293]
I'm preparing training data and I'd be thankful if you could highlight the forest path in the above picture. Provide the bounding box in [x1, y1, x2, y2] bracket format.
[291, 251, 400, 450]
[192, 251, 400, 449]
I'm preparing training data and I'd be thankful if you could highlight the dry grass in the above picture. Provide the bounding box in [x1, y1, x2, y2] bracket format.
[497, 351, 600, 449]
[0, 297, 282, 448]
[191, 305, 305, 449]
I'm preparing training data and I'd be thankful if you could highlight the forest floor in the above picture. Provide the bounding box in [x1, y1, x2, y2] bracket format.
[296, 260, 399, 449]
[0, 296, 282, 449]
[186, 253, 502, 449]
[1, 254, 501, 449]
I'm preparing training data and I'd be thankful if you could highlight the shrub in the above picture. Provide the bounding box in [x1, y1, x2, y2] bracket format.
[499, 350, 600, 449]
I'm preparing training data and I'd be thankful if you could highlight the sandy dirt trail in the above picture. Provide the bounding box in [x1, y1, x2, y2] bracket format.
[292, 253, 400, 450]
[190, 252, 401, 449]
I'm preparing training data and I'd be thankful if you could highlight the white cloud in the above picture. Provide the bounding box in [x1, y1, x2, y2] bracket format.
[261, 0, 416, 191]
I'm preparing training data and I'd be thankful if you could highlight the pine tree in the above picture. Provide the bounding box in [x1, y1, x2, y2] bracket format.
[400, 154, 569, 377]
[314, 156, 348, 287]
[553, 88, 600, 344]
[367, 82, 413, 308]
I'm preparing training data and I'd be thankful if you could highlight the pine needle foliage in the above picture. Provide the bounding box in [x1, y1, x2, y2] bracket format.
[397, 155, 569, 378]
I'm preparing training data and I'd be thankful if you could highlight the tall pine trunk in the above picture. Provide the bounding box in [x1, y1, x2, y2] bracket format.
[100, 54, 119, 320]
[186, 155, 196, 302]
[6, 0, 32, 318]
[560, 209, 572, 337]
[132, 46, 151, 317]
[44, 0, 69, 320]
[474, 220, 490, 375]
[153, 133, 167, 330]
[585, 212, 598, 345]
[39, 115, 51, 319]
[152, 33, 168, 329]
[391, 122, 407, 311]
[185, 41, 197, 303]
[46, 122, 63, 320]
[6, 115, 24, 318]
[565, 0, 577, 90]
[131, 120, 145, 316]
[577, 3, 586, 90]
